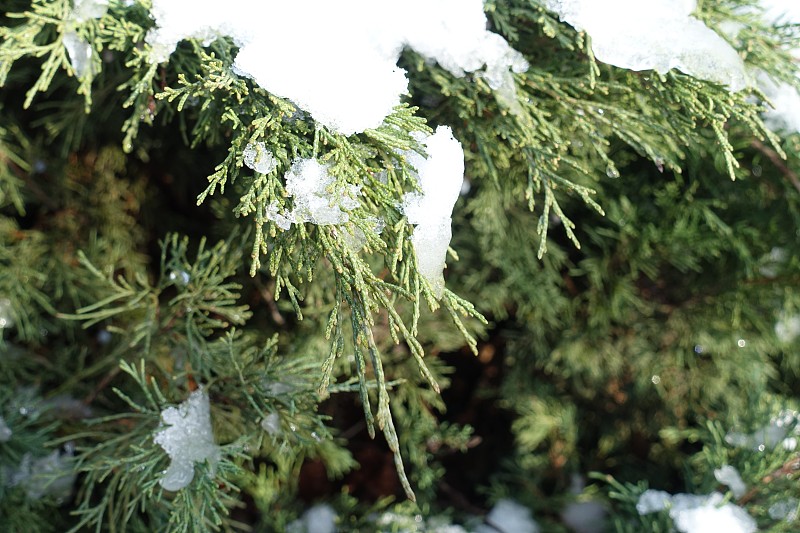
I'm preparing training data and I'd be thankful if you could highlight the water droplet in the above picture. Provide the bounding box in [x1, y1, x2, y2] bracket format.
[758, 444, 766, 452]
[596, 108, 605, 115]
[289, 423, 297, 432]
[694, 345, 704, 354]
[737, 339, 746, 348]
[606, 165, 620, 179]
[651, 375, 661, 385]
[311, 431, 322, 442]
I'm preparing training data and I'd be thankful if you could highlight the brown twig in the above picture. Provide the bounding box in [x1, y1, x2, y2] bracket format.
[751, 138, 800, 194]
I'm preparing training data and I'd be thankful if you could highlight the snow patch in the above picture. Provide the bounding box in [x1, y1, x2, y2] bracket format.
[543, 0, 748, 91]
[714, 465, 747, 499]
[476, 499, 540, 533]
[265, 159, 361, 229]
[0, 416, 11, 442]
[637, 490, 756, 533]
[725, 409, 800, 451]
[63, 0, 108, 77]
[153, 389, 220, 491]
[401, 126, 464, 298]
[6, 448, 76, 501]
[145, 0, 528, 134]
[243, 142, 277, 174]
[287, 504, 337, 533]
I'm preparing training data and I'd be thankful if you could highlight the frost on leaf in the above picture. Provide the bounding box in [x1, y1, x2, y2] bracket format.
[153, 389, 220, 491]
[145, 0, 528, 134]
[401, 126, 464, 299]
[543, 0, 748, 91]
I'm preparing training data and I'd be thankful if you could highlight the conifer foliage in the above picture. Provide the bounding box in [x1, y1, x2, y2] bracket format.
[1, 0, 799, 531]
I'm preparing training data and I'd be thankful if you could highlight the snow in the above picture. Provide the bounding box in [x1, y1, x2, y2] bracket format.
[243, 142, 277, 174]
[769, 498, 799, 521]
[401, 126, 464, 298]
[759, 0, 800, 25]
[475, 499, 540, 533]
[145, 0, 528, 134]
[63, 0, 108, 78]
[287, 504, 337, 533]
[6, 448, 76, 501]
[542, 0, 748, 91]
[0, 416, 11, 441]
[775, 313, 800, 343]
[714, 465, 747, 498]
[759, 75, 800, 134]
[725, 409, 800, 451]
[561, 501, 605, 533]
[754, 1, 800, 133]
[153, 389, 220, 491]
[637, 490, 757, 533]
[70, 0, 109, 24]
[260, 412, 281, 435]
[265, 158, 361, 230]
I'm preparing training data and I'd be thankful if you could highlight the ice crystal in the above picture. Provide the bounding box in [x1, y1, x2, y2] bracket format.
[153, 389, 220, 491]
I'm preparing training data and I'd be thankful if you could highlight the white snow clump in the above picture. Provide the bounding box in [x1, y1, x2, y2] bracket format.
[63, 0, 109, 78]
[153, 389, 220, 491]
[265, 158, 361, 230]
[753, 1, 800, 133]
[286, 503, 337, 533]
[769, 498, 799, 522]
[0, 416, 11, 441]
[775, 313, 800, 343]
[401, 126, 464, 299]
[725, 409, 800, 451]
[714, 465, 747, 499]
[145, 0, 528, 134]
[475, 499, 540, 533]
[542, 0, 748, 91]
[260, 412, 281, 436]
[6, 448, 76, 500]
[242, 141, 277, 174]
[636, 489, 757, 533]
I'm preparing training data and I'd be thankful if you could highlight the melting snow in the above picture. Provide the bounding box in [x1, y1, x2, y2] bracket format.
[153, 389, 220, 491]
[401, 126, 464, 299]
[145, 0, 528, 134]
[0, 416, 11, 441]
[475, 499, 540, 533]
[637, 490, 757, 533]
[243, 141, 277, 174]
[714, 465, 747, 498]
[265, 158, 361, 229]
[542, 0, 748, 91]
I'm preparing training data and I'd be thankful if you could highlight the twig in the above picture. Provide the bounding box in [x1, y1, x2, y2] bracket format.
[751, 138, 800, 194]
